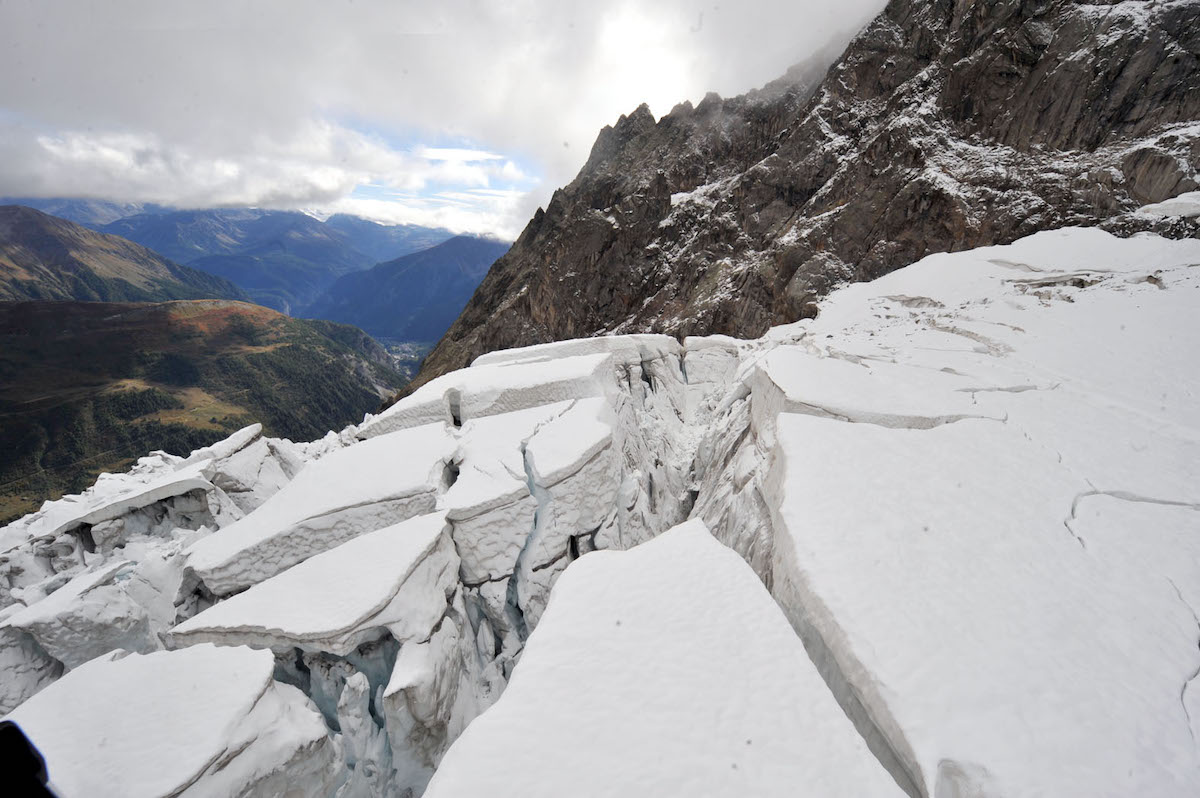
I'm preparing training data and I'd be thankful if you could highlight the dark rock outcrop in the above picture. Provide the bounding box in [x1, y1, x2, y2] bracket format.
[414, 0, 1200, 388]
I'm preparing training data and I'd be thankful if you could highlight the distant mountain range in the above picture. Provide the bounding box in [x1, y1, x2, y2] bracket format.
[305, 236, 510, 342]
[0, 197, 160, 227]
[0, 201, 508, 348]
[0, 298, 406, 522]
[101, 208, 454, 313]
[322, 213, 454, 265]
[1, 198, 460, 314]
[0, 202, 446, 519]
[0, 206, 248, 303]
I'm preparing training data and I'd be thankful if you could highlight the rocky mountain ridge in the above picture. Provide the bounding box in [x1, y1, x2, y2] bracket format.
[415, 0, 1200, 389]
[97, 208, 451, 314]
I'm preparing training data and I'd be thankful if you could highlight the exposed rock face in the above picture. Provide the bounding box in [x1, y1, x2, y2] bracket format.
[414, 0, 1200, 388]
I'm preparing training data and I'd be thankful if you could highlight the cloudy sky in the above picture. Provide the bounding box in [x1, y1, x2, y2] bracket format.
[0, 0, 884, 239]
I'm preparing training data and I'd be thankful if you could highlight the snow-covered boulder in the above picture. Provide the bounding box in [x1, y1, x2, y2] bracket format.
[1139, 190, 1200, 218]
[0, 606, 61, 715]
[3, 644, 340, 798]
[0, 459, 214, 558]
[3, 559, 174, 668]
[199, 433, 306, 514]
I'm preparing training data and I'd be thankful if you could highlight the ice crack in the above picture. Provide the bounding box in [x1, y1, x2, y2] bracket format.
[1065, 490, 1200, 551]
[1166, 577, 1200, 746]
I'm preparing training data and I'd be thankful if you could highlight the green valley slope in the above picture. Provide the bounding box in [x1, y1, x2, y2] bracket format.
[0, 205, 248, 302]
[0, 300, 405, 521]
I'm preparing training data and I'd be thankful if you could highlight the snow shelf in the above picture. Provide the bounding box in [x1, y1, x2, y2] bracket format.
[357, 351, 619, 439]
[769, 414, 1200, 798]
[0, 458, 213, 555]
[425, 520, 903, 798]
[750, 347, 998, 433]
[172, 513, 455, 656]
[0, 425, 272, 557]
[3, 559, 173, 668]
[470, 333, 679, 368]
[1139, 190, 1200, 218]
[752, 227, 1200, 798]
[3, 644, 338, 798]
[184, 421, 455, 596]
[440, 403, 570, 522]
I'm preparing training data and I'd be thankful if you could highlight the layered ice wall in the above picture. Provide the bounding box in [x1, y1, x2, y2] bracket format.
[689, 227, 1200, 797]
[0, 328, 700, 795]
[425, 520, 904, 798]
[1, 227, 1198, 797]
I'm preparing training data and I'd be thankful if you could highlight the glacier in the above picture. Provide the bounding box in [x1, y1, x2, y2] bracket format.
[0, 226, 1198, 797]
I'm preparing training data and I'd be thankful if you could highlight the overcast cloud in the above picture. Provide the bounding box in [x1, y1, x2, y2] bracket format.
[0, 0, 884, 238]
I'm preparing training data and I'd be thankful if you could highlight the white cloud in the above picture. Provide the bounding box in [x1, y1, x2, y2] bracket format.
[316, 190, 532, 241]
[418, 147, 505, 163]
[0, 0, 886, 236]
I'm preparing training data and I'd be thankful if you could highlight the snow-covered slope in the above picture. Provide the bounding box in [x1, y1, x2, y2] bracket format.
[1, 226, 1198, 797]
[6, 644, 339, 798]
[424, 520, 904, 798]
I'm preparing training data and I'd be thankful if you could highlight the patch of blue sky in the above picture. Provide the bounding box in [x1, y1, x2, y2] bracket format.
[350, 183, 418, 201]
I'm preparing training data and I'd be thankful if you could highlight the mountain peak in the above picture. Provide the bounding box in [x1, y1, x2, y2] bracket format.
[409, 0, 1200, 391]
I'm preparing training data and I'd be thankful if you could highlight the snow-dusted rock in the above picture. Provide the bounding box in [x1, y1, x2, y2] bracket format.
[1140, 190, 1200, 218]
[4, 644, 339, 798]
[184, 422, 455, 596]
[426, 520, 903, 797]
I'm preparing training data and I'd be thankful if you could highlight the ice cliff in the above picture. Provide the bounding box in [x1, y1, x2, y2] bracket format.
[2, 219, 1200, 797]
